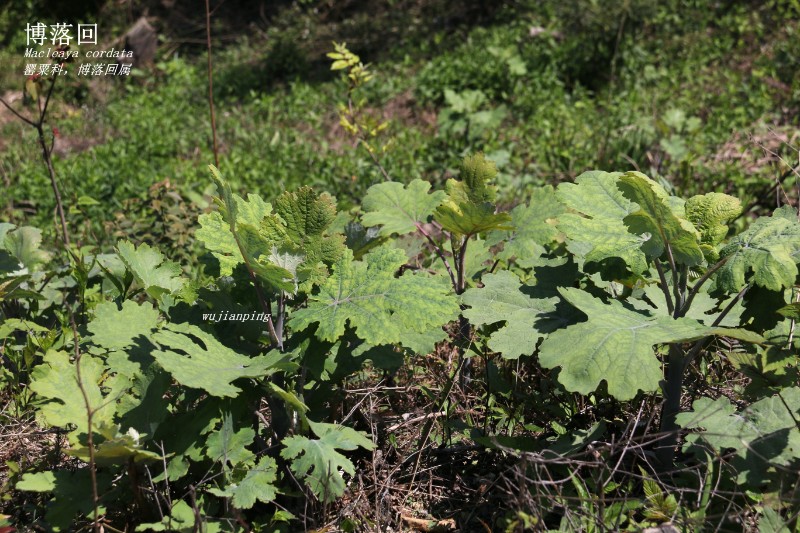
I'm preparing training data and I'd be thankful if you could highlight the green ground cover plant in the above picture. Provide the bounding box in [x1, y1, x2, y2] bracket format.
[1, 0, 800, 531]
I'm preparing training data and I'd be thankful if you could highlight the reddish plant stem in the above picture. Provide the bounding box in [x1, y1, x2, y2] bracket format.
[205, 0, 220, 167]
[0, 76, 70, 247]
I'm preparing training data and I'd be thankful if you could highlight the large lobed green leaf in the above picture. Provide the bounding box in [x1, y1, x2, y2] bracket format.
[289, 247, 459, 345]
[677, 388, 800, 485]
[540, 287, 762, 399]
[152, 323, 281, 397]
[29, 350, 118, 443]
[88, 300, 159, 352]
[281, 421, 374, 502]
[716, 206, 800, 292]
[617, 172, 704, 266]
[117, 241, 185, 299]
[556, 171, 649, 274]
[462, 270, 557, 359]
[361, 179, 446, 236]
[492, 186, 565, 264]
[539, 288, 711, 400]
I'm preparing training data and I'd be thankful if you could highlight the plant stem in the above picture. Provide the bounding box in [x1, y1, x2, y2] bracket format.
[37, 121, 70, 247]
[657, 343, 685, 468]
[653, 259, 674, 315]
[0, 96, 36, 127]
[678, 255, 730, 318]
[665, 243, 681, 313]
[456, 236, 469, 294]
[681, 284, 752, 371]
[1, 77, 70, 247]
[205, 0, 220, 167]
[360, 140, 392, 182]
[658, 283, 751, 467]
[415, 222, 457, 292]
[69, 310, 100, 531]
[230, 232, 281, 349]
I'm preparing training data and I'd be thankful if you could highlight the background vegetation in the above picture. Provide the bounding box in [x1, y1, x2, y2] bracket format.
[1, 0, 799, 531]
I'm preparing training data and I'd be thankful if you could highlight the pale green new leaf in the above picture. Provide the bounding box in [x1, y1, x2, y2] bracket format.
[281, 421, 374, 502]
[556, 171, 649, 274]
[458, 152, 499, 204]
[617, 172, 704, 266]
[434, 153, 512, 236]
[361, 179, 446, 236]
[68, 425, 162, 465]
[273, 186, 336, 240]
[196, 192, 272, 276]
[462, 271, 557, 359]
[435, 202, 513, 236]
[685, 192, 742, 247]
[289, 247, 459, 345]
[152, 323, 278, 398]
[265, 187, 346, 288]
[117, 241, 184, 299]
[539, 288, 710, 399]
[716, 206, 800, 292]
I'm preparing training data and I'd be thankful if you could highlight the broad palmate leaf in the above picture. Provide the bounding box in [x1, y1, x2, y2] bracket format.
[361, 179, 446, 236]
[117, 241, 184, 299]
[196, 189, 272, 276]
[88, 300, 159, 352]
[1, 224, 50, 273]
[205, 415, 256, 466]
[556, 171, 648, 274]
[152, 323, 280, 397]
[539, 288, 710, 400]
[29, 350, 118, 443]
[617, 172, 704, 266]
[218, 457, 279, 509]
[716, 206, 800, 292]
[492, 185, 565, 264]
[677, 388, 800, 486]
[462, 270, 557, 359]
[289, 247, 459, 344]
[281, 421, 374, 502]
